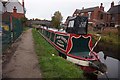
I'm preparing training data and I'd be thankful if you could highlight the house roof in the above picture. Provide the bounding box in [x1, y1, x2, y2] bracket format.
[5, 1, 23, 8]
[1, 0, 25, 14]
[75, 6, 99, 13]
[108, 5, 120, 14]
[1, 1, 7, 7]
[80, 6, 99, 12]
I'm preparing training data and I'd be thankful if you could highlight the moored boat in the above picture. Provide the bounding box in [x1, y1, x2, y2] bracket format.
[38, 16, 107, 75]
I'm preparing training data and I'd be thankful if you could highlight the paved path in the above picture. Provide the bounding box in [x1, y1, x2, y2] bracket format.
[3, 29, 42, 78]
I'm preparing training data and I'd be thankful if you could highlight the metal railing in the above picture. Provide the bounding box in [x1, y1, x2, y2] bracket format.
[2, 16, 23, 52]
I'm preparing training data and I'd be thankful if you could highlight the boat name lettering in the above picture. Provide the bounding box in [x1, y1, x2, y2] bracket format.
[56, 42, 64, 48]
[56, 36, 68, 43]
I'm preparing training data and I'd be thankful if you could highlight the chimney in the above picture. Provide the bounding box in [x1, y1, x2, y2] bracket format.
[82, 7, 84, 10]
[100, 3, 104, 11]
[111, 1, 114, 7]
[22, 0, 24, 8]
[13, 6, 17, 13]
[22, 0, 25, 14]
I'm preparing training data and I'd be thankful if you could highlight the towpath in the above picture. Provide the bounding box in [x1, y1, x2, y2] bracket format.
[2, 29, 42, 78]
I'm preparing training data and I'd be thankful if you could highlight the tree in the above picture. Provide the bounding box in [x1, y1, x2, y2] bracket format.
[51, 11, 63, 30]
[20, 17, 28, 27]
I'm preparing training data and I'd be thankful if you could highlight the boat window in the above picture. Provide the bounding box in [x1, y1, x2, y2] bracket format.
[79, 22, 87, 28]
[68, 20, 74, 27]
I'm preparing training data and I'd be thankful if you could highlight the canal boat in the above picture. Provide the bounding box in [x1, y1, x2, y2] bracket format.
[38, 16, 107, 75]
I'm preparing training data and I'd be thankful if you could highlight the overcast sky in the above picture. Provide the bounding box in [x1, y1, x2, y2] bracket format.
[18, 0, 119, 22]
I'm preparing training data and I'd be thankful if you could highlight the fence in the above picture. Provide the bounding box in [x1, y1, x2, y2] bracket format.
[2, 16, 23, 52]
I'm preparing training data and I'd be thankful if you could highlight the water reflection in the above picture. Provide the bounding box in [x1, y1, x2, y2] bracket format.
[97, 52, 120, 79]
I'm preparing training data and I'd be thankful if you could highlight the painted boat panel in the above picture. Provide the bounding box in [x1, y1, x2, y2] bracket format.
[39, 27, 99, 61]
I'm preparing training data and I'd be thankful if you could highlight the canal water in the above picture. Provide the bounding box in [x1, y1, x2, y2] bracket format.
[97, 52, 120, 80]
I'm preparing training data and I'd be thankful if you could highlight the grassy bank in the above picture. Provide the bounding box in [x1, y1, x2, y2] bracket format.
[89, 28, 119, 59]
[89, 27, 119, 47]
[32, 29, 85, 78]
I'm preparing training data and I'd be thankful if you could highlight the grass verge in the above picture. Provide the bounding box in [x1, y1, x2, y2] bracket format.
[89, 28, 119, 60]
[32, 29, 85, 79]
[23, 26, 30, 31]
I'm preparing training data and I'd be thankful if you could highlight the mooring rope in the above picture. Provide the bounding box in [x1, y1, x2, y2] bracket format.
[91, 34, 101, 52]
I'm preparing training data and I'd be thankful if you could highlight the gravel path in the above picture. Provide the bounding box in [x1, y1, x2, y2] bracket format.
[2, 29, 42, 78]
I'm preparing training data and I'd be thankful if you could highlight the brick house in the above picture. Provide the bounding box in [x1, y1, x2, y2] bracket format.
[2, 0, 26, 32]
[11, 6, 24, 19]
[1, 0, 25, 19]
[71, 3, 109, 27]
[107, 2, 120, 27]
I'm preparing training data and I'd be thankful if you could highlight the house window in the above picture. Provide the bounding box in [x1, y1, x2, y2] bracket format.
[112, 17, 115, 21]
[88, 12, 91, 19]
[111, 14, 115, 21]
[100, 14, 103, 19]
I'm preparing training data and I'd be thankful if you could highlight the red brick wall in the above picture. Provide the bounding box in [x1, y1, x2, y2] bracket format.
[93, 7, 100, 20]
[12, 12, 24, 19]
[107, 13, 120, 26]
[115, 14, 120, 25]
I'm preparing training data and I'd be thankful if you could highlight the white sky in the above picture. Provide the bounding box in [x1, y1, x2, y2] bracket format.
[18, 0, 119, 22]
